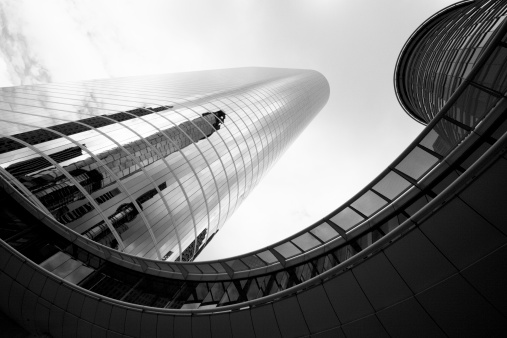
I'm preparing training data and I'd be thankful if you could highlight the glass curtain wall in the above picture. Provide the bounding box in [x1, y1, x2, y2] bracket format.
[0, 67, 330, 261]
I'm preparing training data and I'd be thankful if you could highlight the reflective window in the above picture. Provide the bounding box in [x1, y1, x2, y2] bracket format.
[372, 171, 411, 200]
[310, 222, 339, 242]
[395, 147, 438, 180]
[351, 191, 388, 216]
[292, 233, 322, 251]
[330, 207, 363, 230]
[274, 242, 301, 258]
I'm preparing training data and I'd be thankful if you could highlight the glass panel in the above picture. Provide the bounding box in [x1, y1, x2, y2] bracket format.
[64, 265, 94, 284]
[333, 245, 351, 263]
[419, 120, 457, 157]
[52, 258, 82, 278]
[226, 259, 248, 271]
[475, 46, 507, 92]
[182, 264, 201, 274]
[274, 242, 301, 258]
[310, 222, 339, 242]
[292, 233, 321, 251]
[194, 264, 216, 274]
[395, 147, 438, 180]
[256, 250, 278, 264]
[447, 85, 499, 128]
[330, 207, 363, 230]
[210, 263, 225, 273]
[40, 251, 71, 272]
[351, 191, 387, 216]
[241, 255, 267, 269]
[372, 171, 411, 200]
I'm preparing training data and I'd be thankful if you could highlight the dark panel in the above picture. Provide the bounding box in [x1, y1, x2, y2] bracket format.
[140, 312, 158, 338]
[377, 297, 445, 338]
[15, 264, 34, 288]
[91, 324, 107, 338]
[460, 158, 507, 234]
[273, 296, 310, 337]
[106, 329, 123, 338]
[229, 310, 255, 338]
[0, 272, 13, 316]
[8, 281, 25, 325]
[173, 315, 192, 338]
[94, 301, 113, 329]
[417, 274, 504, 337]
[0, 246, 11, 270]
[210, 312, 232, 338]
[124, 309, 142, 338]
[310, 326, 346, 338]
[66, 291, 86, 318]
[48, 305, 65, 338]
[192, 315, 211, 338]
[53, 285, 72, 312]
[323, 271, 374, 323]
[251, 304, 282, 338]
[80, 296, 99, 323]
[341, 315, 389, 338]
[35, 302, 51, 334]
[385, 228, 456, 292]
[108, 306, 126, 334]
[40, 278, 59, 304]
[420, 198, 506, 269]
[297, 285, 340, 333]
[157, 314, 174, 338]
[77, 317, 93, 338]
[28, 270, 47, 296]
[62, 312, 79, 338]
[353, 253, 412, 310]
[20, 290, 38, 332]
[461, 244, 507, 317]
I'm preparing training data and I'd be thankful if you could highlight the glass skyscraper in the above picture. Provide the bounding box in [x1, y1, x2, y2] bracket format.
[0, 67, 329, 262]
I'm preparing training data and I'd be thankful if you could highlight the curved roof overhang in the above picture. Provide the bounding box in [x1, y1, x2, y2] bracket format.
[393, 1, 475, 125]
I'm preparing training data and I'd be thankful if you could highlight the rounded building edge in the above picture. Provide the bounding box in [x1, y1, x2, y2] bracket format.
[393, 1, 474, 125]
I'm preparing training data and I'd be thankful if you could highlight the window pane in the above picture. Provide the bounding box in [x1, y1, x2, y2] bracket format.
[210, 263, 225, 273]
[310, 222, 339, 242]
[194, 264, 216, 274]
[419, 121, 457, 157]
[475, 46, 507, 93]
[447, 85, 499, 128]
[373, 171, 411, 200]
[351, 191, 387, 216]
[241, 255, 267, 269]
[395, 147, 438, 180]
[274, 242, 301, 258]
[330, 207, 363, 230]
[226, 259, 248, 271]
[257, 250, 278, 264]
[292, 233, 321, 251]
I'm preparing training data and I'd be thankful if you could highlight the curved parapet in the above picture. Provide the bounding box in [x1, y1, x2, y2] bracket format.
[2, 0, 507, 336]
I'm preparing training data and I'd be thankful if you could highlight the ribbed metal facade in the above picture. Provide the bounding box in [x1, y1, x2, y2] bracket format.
[395, 0, 507, 124]
[0, 67, 330, 261]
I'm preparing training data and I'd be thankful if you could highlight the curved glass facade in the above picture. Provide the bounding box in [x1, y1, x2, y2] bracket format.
[395, 0, 507, 124]
[0, 67, 330, 261]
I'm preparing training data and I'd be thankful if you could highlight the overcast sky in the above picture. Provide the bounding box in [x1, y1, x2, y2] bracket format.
[0, 0, 457, 260]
